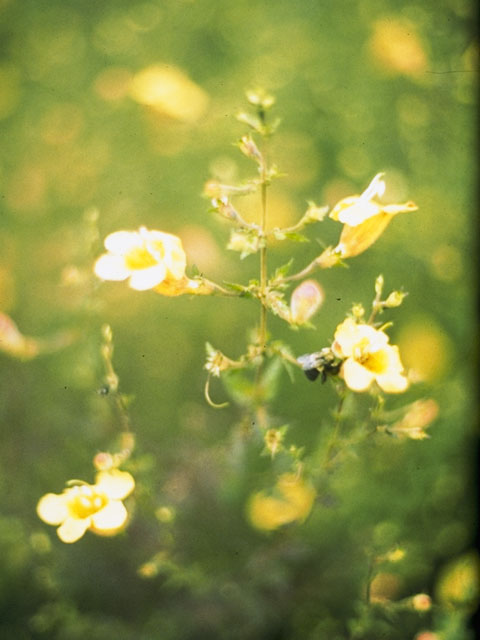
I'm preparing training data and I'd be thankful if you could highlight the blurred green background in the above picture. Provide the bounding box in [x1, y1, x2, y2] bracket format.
[0, 0, 477, 638]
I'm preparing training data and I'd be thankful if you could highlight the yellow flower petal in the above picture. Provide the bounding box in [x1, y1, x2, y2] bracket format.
[336, 198, 382, 226]
[104, 230, 141, 255]
[95, 470, 135, 500]
[57, 516, 90, 543]
[342, 357, 376, 391]
[277, 473, 316, 521]
[128, 264, 167, 290]
[37, 493, 69, 525]
[91, 500, 128, 534]
[376, 371, 409, 393]
[247, 493, 299, 531]
[336, 214, 393, 258]
[94, 254, 131, 281]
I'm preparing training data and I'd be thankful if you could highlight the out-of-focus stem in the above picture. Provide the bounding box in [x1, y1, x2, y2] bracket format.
[259, 178, 268, 350]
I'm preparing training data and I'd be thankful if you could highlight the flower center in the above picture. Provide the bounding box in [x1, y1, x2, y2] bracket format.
[356, 344, 389, 374]
[124, 245, 159, 270]
[68, 486, 108, 519]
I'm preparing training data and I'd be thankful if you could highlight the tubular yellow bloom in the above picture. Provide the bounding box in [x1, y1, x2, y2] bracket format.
[36, 470, 135, 543]
[330, 174, 417, 258]
[332, 318, 408, 393]
[247, 473, 316, 532]
[94, 227, 187, 292]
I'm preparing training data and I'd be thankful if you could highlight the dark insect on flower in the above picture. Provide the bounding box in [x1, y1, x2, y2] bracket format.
[297, 348, 341, 383]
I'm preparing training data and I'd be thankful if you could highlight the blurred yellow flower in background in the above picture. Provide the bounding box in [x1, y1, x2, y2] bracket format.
[332, 318, 408, 393]
[369, 18, 428, 76]
[37, 469, 135, 543]
[94, 227, 187, 292]
[435, 551, 480, 610]
[247, 473, 316, 531]
[330, 173, 417, 258]
[129, 64, 209, 123]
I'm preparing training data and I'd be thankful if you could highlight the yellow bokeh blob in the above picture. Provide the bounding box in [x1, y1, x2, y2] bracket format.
[369, 18, 428, 76]
[435, 551, 480, 610]
[130, 64, 209, 123]
[396, 318, 452, 382]
[247, 473, 316, 532]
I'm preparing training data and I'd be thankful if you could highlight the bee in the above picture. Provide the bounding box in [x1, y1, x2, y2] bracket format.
[297, 348, 342, 383]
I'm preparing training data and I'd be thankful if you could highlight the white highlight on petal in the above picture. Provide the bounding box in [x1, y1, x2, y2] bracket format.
[104, 231, 141, 254]
[94, 254, 131, 281]
[362, 173, 386, 201]
[128, 264, 167, 290]
[342, 358, 376, 391]
[57, 516, 90, 543]
[91, 500, 128, 532]
[377, 372, 409, 393]
[337, 200, 381, 226]
[37, 493, 69, 525]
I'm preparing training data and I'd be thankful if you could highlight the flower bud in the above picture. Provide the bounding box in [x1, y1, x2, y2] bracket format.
[102, 324, 113, 343]
[238, 135, 262, 161]
[289, 280, 324, 325]
[385, 291, 407, 308]
[246, 89, 275, 110]
[412, 593, 432, 612]
[93, 452, 114, 471]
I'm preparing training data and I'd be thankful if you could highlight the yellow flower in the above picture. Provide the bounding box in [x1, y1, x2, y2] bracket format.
[37, 470, 135, 543]
[332, 318, 408, 393]
[329, 174, 417, 258]
[247, 473, 316, 532]
[94, 227, 187, 292]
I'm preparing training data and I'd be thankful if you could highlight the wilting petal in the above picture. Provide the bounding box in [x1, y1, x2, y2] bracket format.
[104, 230, 141, 255]
[94, 254, 131, 281]
[57, 516, 90, 543]
[342, 357, 376, 391]
[91, 500, 127, 533]
[37, 493, 69, 525]
[128, 264, 166, 290]
[95, 470, 135, 500]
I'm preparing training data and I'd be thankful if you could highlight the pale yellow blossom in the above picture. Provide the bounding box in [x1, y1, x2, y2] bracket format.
[332, 318, 408, 393]
[329, 174, 417, 258]
[94, 227, 187, 292]
[37, 470, 135, 543]
[247, 473, 316, 531]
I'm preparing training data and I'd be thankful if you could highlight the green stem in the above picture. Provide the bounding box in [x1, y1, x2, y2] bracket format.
[323, 389, 346, 469]
[259, 179, 268, 350]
